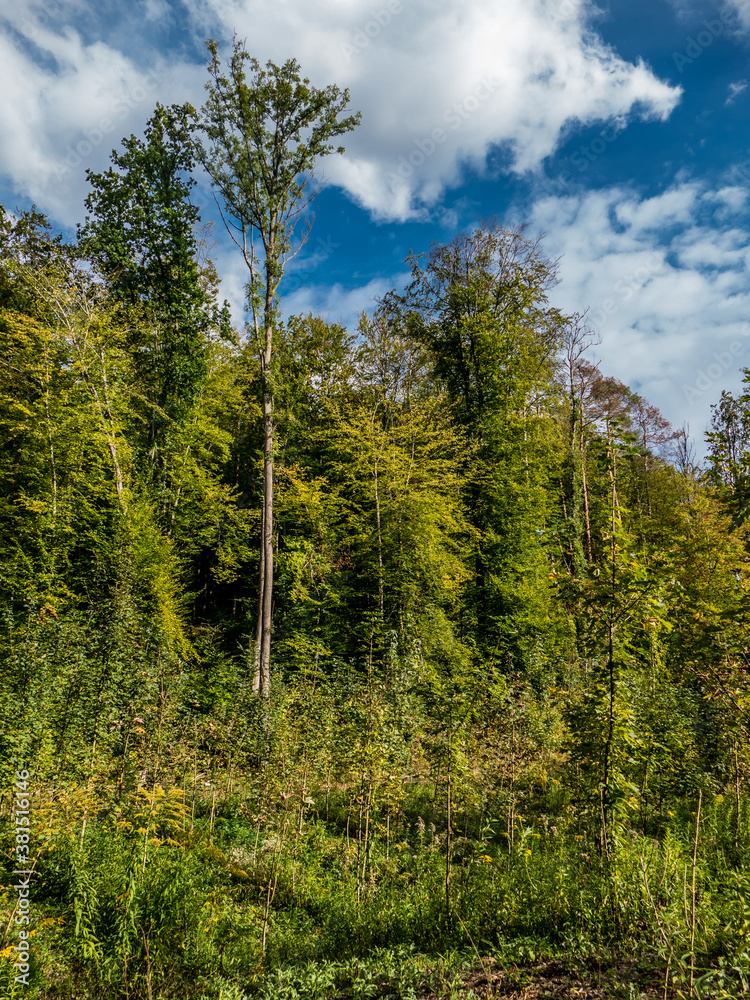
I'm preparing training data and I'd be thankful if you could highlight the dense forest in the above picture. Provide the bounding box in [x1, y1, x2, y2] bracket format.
[2, 42, 750, 1000]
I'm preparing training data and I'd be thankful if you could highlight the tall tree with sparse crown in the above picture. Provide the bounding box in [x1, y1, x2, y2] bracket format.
[196, 38, 361, 699]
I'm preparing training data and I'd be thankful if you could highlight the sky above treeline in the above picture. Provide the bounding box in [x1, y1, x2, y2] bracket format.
[1, 0, 750, 449]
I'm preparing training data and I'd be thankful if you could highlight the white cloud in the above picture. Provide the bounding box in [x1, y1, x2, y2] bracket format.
[666, 1, 700, 24]
[183, 0, 680, 221]
[281, 275, 403, 331]
[0, 0, 681, 226]
[143, 0, 173, 24]
[726, 79, 748, 103]
[614, 184, 702, 231]
[668, 1, 750, 31]
[710, 185, 750, 217]
[0, 1, 682, 226]
[529, 182, 750, 448]
[0, 5, 201, 224]
[724, 0, 750, 29]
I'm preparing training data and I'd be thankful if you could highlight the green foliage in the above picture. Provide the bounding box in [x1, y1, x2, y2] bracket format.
[80, 103, 229, 432]
[3, 120, 750, 1000]
[706, 375, 750, 525]
[196, 40, 361, 294]
[195, 38, 361, 698]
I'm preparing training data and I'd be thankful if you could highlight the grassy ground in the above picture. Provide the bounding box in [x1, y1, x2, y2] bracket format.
[3, 778, 750, 999]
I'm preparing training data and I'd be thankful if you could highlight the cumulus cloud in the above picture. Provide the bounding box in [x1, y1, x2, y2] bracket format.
[0, 0, 680, 227]
[181, 0, 681, 221]
[528, 182, 750, 446]
[0, 3, 200, 224]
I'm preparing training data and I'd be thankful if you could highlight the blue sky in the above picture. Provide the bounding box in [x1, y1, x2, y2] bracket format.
[2, 0, 750, 451]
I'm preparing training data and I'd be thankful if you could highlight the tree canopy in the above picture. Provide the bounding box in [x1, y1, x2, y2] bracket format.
[2, 46, 750, 1000]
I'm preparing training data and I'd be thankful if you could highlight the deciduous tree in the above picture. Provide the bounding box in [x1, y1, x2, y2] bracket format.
[196, 39, 360, 697]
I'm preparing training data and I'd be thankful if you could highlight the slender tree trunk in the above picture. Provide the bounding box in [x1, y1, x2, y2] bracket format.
[96, 342, 127, 500]
[42, 362, 58, 523]
[601, 619, 615, 856]
[373, 459, 384, 617]
[445, 763, 452, 919]
[568, 390, 585, 577]
[579, 399, 593, 563]
[252, 510, 264, 693]
[256, 271, 275, 701]
[582, 457, 593, 563]
[735, 741, 742, 855]
[601, 443, 618, 855]
[260, 385, 273, 700]
[81, 349, 126, 503]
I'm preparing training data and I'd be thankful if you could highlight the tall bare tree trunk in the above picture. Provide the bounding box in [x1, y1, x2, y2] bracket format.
[260, 384, 273, 700]
[252, 496, 264, 693]
[581, 408, 593, 562]
[373, 459, 384, 617]
[601, 429, 619, 855]
[255, 274, 275, 701]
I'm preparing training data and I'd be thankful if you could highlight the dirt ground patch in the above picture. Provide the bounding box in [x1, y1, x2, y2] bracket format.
[430, 958, 670, 998]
